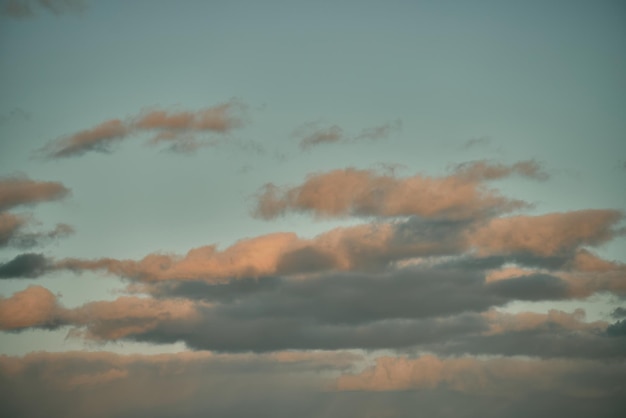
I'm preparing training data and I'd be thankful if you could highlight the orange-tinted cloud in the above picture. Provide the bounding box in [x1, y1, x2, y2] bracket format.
[335, 354, 623, 397]
[54, 220, 461, 282]
[0, 285, 202, 338]
[0, 285, 65, 330]
[253, 161, 544, 220]
[467, 209, 623, 257]
[68, 296, 202, 340]
[0, 175, 69, 212]
[40, 100, 246, 158]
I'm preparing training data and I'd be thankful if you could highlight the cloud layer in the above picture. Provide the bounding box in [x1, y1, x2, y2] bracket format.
[1, 159, 624, 417]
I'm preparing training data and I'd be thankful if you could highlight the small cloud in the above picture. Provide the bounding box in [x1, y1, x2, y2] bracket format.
[295, 119, 401, 150]
[0, 175, 70, 212]
[0, 253, 51, 278]
[461, 136, 491, 150]
[296, 123, 344, 150]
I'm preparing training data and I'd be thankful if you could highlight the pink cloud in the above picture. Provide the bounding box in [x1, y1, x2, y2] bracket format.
[335, 354, 621, 397]
[253, 161, 544, 220]
[0, 175, 70, 211]
[0, 285, 65, 330]
[40, 100, 246, 158]
[467, 209, 623, 257]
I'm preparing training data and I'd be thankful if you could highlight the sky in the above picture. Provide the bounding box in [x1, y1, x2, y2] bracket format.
[0, 0, 625, 417]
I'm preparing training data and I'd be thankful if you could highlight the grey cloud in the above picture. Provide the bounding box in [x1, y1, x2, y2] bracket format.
[1, 352, 625, 418]
[0, 253, 50, 278]
[131, 313, 486, 352]
[606, 320, 626, 337]
[486, 273, 570, 301]
[159, 269, 504, 324]
[295, 120, 401, 150]
[9, 223, 74, 249]
[427, 328, 626, 359]
[0, 213, 73, 249]
[611, 307, 626, 319]
[461, 136, 491, 149]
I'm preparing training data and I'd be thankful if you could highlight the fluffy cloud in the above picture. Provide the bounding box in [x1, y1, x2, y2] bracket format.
[0, 286, 65, 330]
[253, 161, 544, 220]
[467, 209, 623, 257]
[40, 100, 247, 158]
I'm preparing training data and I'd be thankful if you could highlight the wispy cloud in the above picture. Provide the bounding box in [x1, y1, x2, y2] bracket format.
[0, 175, 69, 212]
[0, 176, 72, 248]
[39, 100, 247, 158]
[295, 119, 401, 150]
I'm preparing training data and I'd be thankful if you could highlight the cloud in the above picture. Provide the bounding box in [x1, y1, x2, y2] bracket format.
[0, 212, 28, 247]
[298, 124, 344, 149]
[606, 320, 626, 337]
[253, 161, 544, 220]
[482, 309, 608, 335]
[0, 213, 73, 249]
[0, 350, 359, 418]
[461, 136, 491, 149]
[295, 120, 401, 150]
[67, 296, 203, 340]
[39, 100, 247, 158]
[451, 159, 549, 181]
[7, 264, 619, 352]
[1, 0, 86, 18]
[0, 176, 72, 248]
[1, 352, 624, 418]
[0, 285, 65, 330]
[50, 208, 624, 301]
[0, 176, 69, 212]
[467, 209, 623, 257]
[0, 253, 50, 278]
[335, 354, 626, 396]
[611, 307, 626, 319]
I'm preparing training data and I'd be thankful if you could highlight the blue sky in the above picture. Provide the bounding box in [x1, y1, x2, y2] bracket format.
[1, 1, 625, 417]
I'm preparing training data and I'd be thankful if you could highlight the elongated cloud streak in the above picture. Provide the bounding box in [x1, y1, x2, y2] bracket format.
[296, 120, 402, 150]
[253, 160, 545, 220]
[0, 176, 69, 212]
[40, 100, 247, 158]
